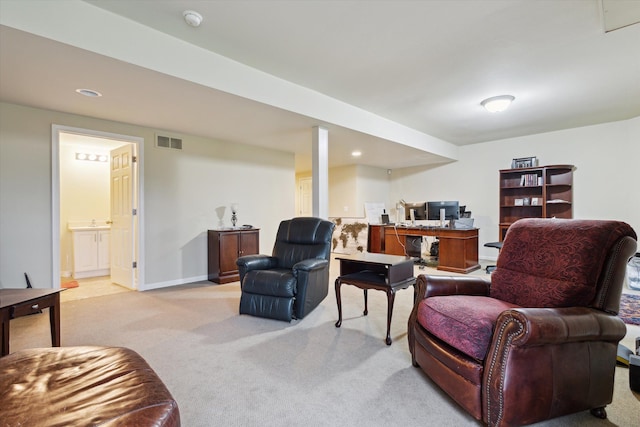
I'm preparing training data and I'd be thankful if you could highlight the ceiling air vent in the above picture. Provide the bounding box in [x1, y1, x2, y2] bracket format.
[156, 134, 183, 150]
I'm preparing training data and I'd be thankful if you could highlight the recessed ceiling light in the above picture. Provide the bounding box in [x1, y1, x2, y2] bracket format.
[351, 151, 362, 157]
[75, 88, 102, 97]
[481, 95, 515, 113]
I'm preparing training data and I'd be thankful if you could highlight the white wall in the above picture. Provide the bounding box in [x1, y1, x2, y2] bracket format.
[0, 102, 296, 289]
[390, 117, 640, 259]
[328, 165, 357, 217]
[327, 164, 391, 218]
[356, 165, 392, 219]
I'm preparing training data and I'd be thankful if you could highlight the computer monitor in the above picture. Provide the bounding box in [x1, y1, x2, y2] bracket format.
[427, 201, 460, 221]
[404, 202, 427, 221]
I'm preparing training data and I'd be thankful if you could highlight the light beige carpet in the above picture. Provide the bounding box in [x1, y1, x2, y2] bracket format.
[9, 260, 640, 426]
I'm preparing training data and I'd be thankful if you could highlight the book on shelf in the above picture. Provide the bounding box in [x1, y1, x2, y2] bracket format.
[519, 173, 539, 187]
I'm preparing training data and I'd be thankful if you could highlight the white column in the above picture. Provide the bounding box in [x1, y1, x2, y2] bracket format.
[312, 126, 329, 219]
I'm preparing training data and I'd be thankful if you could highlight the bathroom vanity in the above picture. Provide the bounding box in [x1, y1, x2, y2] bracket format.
[69, 225, 110, 279]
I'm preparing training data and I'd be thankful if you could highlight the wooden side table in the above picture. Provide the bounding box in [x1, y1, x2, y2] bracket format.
[334, 253, 415, 345]
[0, 288, 63, 356]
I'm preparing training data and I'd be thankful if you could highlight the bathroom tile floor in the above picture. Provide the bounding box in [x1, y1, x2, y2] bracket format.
[60, 276, 131, 302]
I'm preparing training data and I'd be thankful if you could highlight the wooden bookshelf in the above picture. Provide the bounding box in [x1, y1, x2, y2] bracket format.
[499, 165, 574, 240]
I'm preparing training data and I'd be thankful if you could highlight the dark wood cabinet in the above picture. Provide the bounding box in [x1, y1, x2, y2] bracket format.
[208, 228, 259, 284]
[367, 224, 384, 253]
[499, 165, 574, 240]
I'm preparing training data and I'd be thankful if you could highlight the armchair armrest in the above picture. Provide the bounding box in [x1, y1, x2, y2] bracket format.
[236, 254, 278, 284]
[415, 274, 490, 300]
[236, 254, 278, 270]
[292, 258, 329, 275]
[494, 307, 627, 348]
[483, 306, 627, 425]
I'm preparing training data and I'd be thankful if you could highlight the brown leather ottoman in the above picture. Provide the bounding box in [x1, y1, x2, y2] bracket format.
[0, 346, 180, 426]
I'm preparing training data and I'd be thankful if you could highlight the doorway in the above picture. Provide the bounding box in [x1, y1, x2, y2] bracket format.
[52, 125, 144, 295]
[298, 177, 312, 216]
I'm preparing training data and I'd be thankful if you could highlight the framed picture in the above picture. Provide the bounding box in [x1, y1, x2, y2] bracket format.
[514, 198, 524, 206]
[511, 156, 538, 169]
[531, 197, 540, 206]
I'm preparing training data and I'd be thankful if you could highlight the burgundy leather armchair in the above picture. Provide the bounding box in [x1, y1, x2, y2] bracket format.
[408, 218, 637, 426]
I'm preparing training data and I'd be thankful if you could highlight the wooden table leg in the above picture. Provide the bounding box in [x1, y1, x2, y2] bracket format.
[363, 289, 368, 316]
[49, 293, 61, 347]
[1, 308, 10, 356]
[385, 289, 396, 345]
[334, 278, 343, 328]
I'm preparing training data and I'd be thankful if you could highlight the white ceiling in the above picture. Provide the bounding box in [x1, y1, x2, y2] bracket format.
[1, 0, 639, 172]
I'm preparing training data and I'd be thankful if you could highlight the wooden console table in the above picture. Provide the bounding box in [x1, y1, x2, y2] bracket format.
[368, 225, 480, 274]
[335, 253, 416, 345]
[1, 288, 63, 356]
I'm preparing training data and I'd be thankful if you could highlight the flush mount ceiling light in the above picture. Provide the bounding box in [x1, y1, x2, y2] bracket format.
[183, 10, 203, 27]
[481, 95, 515, 113]
[75, 88, 102, 97]
[351, 151, 362, 157]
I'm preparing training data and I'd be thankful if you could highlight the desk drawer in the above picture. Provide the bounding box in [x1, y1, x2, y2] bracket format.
[11, 301, 43, 318]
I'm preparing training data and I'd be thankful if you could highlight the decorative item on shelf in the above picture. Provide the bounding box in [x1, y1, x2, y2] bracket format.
[511, 156, 538, 169]
[396, 199, 406, 224]
[231, 203, 239, 227]
[514, 198, 524, 206]
[531, 197, 540, 206]
[523, 197, 531, 206]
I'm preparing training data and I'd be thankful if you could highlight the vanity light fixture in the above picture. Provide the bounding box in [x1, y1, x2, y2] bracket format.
[76, 152, 108, 162]
[75, 88, 102, 97]
[481, 95, 515, 113]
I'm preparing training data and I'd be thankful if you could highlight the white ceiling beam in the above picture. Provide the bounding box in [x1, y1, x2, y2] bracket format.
[0, 0, 459, 162]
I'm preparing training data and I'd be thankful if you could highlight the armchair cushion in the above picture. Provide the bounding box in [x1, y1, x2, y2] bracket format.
[491, 219, 637, 307]
[418, 295, 519, 360]
[241, 269, 296, 297]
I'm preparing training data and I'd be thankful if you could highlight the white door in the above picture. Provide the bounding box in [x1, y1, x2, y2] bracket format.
[299, 178, 312, 216]
[110, 144, 135, 288]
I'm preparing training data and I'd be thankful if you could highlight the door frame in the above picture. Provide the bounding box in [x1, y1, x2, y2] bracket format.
[51, 124, 144, 290]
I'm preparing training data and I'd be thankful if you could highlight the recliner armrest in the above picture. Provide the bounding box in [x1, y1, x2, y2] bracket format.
[236, 255, 278, 284]
[494, 307, 627, 348]
[292, 258, 329, 274]
[416, 274, 490, 300]
[236, 254, 278, 270]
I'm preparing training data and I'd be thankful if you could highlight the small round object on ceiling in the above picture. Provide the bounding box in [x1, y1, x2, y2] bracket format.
[183, 10, 203, 27]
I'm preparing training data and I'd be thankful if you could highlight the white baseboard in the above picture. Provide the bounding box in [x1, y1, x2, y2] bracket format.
[139, 274, 211, 291]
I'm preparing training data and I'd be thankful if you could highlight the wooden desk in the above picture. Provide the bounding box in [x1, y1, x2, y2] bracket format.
[334, 253, 416, 345]
[369, 225, 480, 274]
[1, 288, 63, 356]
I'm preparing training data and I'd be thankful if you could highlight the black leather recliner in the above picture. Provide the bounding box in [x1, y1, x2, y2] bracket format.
[236, 217, 335, 322]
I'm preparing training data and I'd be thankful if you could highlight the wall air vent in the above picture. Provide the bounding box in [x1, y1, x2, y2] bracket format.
[156, 134, 183, 150]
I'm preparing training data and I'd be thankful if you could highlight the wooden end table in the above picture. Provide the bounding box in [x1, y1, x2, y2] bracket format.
[334, 253, 416, 345]
[1, 288, 63, 356]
